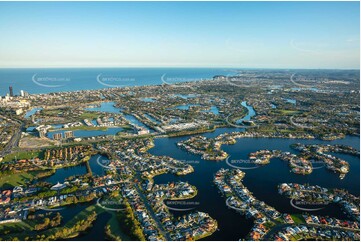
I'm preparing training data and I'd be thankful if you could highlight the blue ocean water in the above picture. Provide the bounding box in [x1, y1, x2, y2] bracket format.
[0, 68, 235, 96]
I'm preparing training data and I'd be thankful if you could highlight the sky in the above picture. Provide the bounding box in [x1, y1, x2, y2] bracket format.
[0, 1, 359, 69]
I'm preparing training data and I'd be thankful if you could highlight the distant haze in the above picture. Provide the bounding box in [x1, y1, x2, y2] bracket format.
[0, 1, 359, 69]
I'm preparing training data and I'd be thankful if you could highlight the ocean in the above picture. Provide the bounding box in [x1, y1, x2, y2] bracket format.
[0, 67, 235, 96]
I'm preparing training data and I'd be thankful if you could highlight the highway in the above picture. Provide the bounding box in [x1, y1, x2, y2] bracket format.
[0, 115, 24, 158]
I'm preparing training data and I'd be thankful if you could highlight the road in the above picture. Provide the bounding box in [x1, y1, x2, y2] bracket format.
[133, 174, 171, 240]
[0, 117, 24, 157]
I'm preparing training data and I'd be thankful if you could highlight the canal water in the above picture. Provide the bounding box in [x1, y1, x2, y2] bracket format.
[38, 128, 359, 240]
[148, 131, 359, 241]
[24, 107, 43, 119]
[69, 212, 112, 241]
[85, 102, 122, 114]
[35, 108, 359, 241]
[47, 127, 124, 140]
[237, 101, 256, 123]
[284, 98, 297, 105]
[41, 154, 108, 184]
[46, 101, 158, 138]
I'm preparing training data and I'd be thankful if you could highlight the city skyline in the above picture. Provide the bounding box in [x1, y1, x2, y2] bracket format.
[0, 1, 359, 69]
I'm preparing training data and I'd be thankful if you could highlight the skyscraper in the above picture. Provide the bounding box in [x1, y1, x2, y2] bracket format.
[9, 86, 13, 97]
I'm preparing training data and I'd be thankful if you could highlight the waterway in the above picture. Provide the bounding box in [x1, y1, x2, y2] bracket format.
[85, 101, 154, 133]
[140, 97, 156, 102]
[41, 154, 108, 184]
[85, 102, 122, 113]
[47, 127, 124, 140]
[284, 98, 297, 105]
[24, 107, 43, 119]
[174, 104, 200, 110]
[237, 101, 256, 123]
[148, 132, 359, 240]
[35, 127, 359, 240]
[24, 100, 359, 240]
[46, 101, 156, 138]
[202, 106, 220, 115]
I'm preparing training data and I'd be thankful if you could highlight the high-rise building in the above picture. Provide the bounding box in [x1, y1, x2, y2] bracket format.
[39, 130, 47, 138]
[53, 133, 63, 140]
[20, 90, 24, 97]
[9, 86, 13, 97]
[64, 131, 74, 139]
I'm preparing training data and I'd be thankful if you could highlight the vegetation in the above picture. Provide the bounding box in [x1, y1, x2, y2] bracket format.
[34, 213, 62, 231]
[0, 172, 38, 188]
[52, 126, 108, 132]
[35, 205, 99, 240]
[0, 221, 33, 236]
[290, 214, 306, 224]
[105, 211, 132, 241]
[79, 112, 100, 120]
[117, 200, 146, 241]
[1, 151, 43, 162]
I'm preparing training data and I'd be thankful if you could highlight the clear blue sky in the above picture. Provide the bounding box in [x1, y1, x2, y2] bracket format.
[0, 1, 359, 69]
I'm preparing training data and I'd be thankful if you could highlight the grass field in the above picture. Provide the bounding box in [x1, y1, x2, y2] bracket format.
[0, 221, 34, 235]
[37, 205, 102, 239]
[0, 172, 37, 188]
[291, 214, 306, 224]
[275, 110, 303, 115]
[1, 151, 43, 162]
[106, 210, 132, 241]
[0, 201, 133, 241]
[79, 112, 100, 120]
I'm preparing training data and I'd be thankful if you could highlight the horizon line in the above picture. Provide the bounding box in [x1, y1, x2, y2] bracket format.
[0, 66, 359, 71]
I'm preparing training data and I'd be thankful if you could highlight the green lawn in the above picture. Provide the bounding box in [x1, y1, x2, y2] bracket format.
[0, 221, 34, 235]
[79, 112, 100, 120]
[291, 214, 306, 224]
[38, 205, 101, 239]
[0, 199, 135, 241]
[0, 172, 37, 188]
[106, 211, 132, 241]
[1, 205, 101, 241]
[276, 110, 303, 115]
[2, 151, 43, 162]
